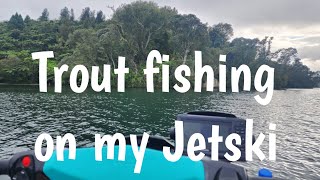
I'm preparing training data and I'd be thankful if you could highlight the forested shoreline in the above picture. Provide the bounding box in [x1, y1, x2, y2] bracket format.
[0, 1, 319, 89]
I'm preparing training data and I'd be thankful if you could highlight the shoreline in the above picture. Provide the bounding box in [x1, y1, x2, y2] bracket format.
[0, 83, 318, 90]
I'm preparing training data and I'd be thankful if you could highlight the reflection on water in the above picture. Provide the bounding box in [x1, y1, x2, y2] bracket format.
[0, 86, 319, 179]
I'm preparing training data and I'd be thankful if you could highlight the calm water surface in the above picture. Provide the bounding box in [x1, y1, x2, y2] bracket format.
[0, 86, 319, 179]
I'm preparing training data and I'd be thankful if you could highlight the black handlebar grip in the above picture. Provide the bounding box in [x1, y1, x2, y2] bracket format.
[0, 160, 9, 175]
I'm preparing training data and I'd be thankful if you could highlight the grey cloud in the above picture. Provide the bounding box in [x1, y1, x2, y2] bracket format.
[302, 59, 320, 71]
[1, 0, 320, 26]
[294, 36, 320, 45]
[161, 0, 320, 27]
[299, 45, 320, 60]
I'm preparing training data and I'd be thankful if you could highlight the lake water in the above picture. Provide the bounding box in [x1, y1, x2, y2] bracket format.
[0, 85, 319, 179]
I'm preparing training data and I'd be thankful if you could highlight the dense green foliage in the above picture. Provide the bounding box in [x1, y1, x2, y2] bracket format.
[0, 1, 318, 88]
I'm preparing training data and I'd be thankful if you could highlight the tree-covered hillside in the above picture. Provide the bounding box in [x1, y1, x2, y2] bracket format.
[0, 1, 318, 89]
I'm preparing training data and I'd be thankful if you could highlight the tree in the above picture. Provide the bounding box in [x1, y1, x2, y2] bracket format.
[229, 37, 259, 66]
[59, 29, 100, 82]
[80, 7, 95, 28]
[209, 23, 233, 48]
[111, 1, 177, 69]
[271, 48, 300, 66]
[70, 9, 75, 21]
[97, 24, 133, 69]
[170, 14, 210, 64]
[24, 15, 32, 24]
[270, 48, 314, 88]
[8, 13, 25, 30]
[60, 7, 70, 22]
[287, 62, 314, 88]
[95, 11, 105, 24]
[0, 2, 318, 88]
[64, 29, 99, 65]
[256, 36, 273, 62]
[39, 8, 49, 21]
[311, 71, 320, 87]
[59, 7, 73, 41]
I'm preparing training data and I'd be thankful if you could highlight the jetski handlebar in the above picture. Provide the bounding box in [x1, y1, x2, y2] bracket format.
[0, 160, 9, 175]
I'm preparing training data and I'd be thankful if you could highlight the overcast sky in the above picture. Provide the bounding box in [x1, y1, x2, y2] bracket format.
[1, 0, 320, 71]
